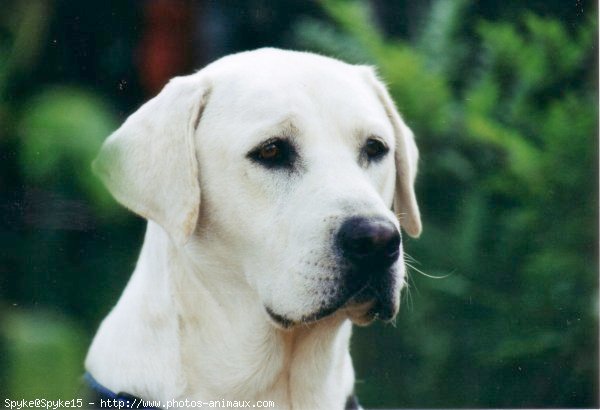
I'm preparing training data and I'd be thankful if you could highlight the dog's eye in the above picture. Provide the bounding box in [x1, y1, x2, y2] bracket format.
[248, 138, 296, 169]
[364, 138, 389, 161]
[259, 142, 281, 160]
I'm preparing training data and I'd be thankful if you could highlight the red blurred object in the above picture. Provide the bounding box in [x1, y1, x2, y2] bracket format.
[138, 0, 195, 96]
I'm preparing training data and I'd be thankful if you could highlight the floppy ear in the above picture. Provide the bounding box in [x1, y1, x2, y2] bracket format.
[361, 67, 422, 237]
[92, 75, 209, 245]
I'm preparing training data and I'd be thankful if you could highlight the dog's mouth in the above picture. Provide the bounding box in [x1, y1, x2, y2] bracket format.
[266, 278, 399, 329]
[341, 282, 399, 325]
[266, 303, 343, 329]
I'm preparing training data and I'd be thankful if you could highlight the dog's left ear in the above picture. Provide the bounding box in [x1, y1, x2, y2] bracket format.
[93, 75, 209, 245]
[360, 67, 422, 237]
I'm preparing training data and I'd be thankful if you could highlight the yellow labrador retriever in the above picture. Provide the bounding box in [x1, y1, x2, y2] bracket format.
[86, 48, 421, 410]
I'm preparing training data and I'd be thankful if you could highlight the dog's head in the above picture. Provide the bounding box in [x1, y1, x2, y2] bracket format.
[93, 48, 421, 328]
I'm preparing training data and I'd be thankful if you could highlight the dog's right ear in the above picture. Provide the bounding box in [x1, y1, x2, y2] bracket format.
[359, 66, 422, 238]
[93, 76, 209, 246]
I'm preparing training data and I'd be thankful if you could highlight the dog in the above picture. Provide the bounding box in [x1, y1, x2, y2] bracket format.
[85, 48, 421, 409]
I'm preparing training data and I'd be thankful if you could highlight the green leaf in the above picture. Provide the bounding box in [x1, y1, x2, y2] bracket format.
[18, 86, 119, 212]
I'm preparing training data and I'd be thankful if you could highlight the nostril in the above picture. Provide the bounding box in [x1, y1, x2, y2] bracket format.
[337, 216, 401, 266]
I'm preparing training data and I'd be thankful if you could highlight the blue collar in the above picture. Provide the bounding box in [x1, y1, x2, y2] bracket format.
[84, 372, 161, 409]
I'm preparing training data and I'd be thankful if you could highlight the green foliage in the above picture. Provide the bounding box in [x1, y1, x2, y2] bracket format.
[315, 0, 454, 135]
[296, 0, 597, 407]
[1, 310, 86, 399]
[0, 3, 128, 398]
[19, 87, 119, 214]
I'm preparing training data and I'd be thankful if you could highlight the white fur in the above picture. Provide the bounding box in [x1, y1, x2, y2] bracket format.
[86, 48, 421, 409]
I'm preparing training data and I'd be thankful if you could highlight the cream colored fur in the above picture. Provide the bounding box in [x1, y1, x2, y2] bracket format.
[86, 48, 420, 409]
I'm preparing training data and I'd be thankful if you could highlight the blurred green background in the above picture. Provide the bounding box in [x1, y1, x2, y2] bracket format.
[0, 0, 597, 407]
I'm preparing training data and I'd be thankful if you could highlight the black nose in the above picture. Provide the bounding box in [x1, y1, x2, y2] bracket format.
[336, 216, 401, 268]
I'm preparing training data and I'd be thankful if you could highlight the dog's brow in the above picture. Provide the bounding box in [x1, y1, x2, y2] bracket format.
[355, 122, 393, 144]
[243, 115, 302, 155]
[273, 116, 300, 136]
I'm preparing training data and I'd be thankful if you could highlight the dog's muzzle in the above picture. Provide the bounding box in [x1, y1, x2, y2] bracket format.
[266, 216, 402, 329]
[335, 216, 402, 321]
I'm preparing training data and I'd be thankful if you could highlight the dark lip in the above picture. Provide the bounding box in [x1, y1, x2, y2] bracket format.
[266, 298, 347, 329]
[343, 281, 376, 305]
[343, 284, 396, 321]
[368, 299, 397, 321]
[265, 282, 376, 329]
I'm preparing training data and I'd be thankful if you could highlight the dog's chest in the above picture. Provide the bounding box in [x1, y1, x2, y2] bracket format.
[179, 319, 353, 409]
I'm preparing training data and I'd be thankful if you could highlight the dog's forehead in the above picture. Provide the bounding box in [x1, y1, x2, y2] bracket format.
[199, 49, 392, 147]
[205, 48, 361, 85]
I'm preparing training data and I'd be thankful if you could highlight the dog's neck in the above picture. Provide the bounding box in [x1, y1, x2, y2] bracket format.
[86, 222, 355, 409]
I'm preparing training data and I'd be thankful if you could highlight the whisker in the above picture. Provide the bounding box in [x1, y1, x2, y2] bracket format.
[404, 263, 420, 296]
[404, 252, 450, 280]
[401, 277, 413, 312]
[405, 261, 451, 279]
[403, 252, 419, 264]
